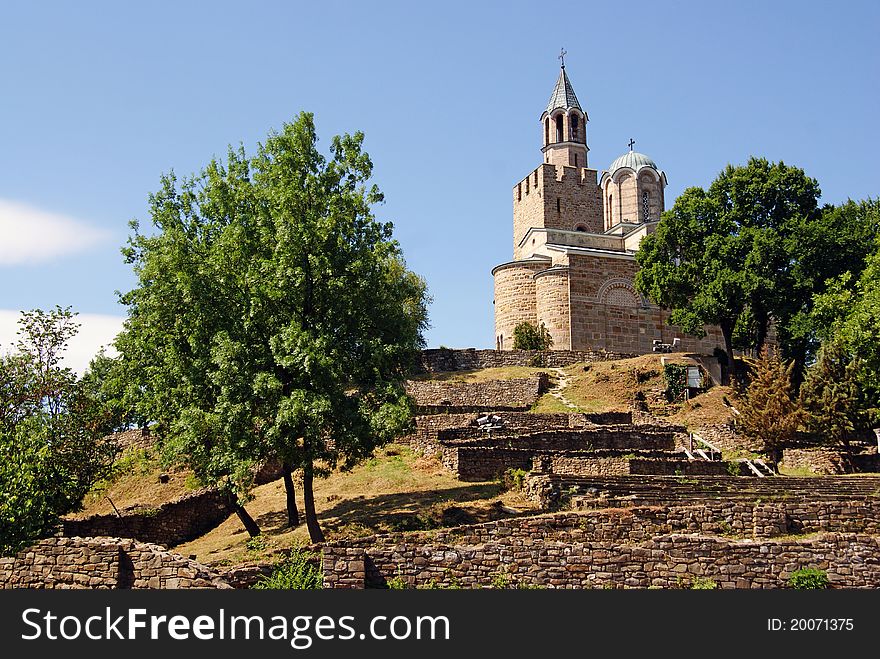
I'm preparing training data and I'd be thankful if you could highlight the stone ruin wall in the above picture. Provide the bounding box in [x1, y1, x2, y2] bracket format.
[405, 374, 549, 413]
[782, 447, 880, 475]
[322, 503, 880, 589]
[0, 536, 230, 589]
[450, 448, 733, 481]
[62, 488, 231, 548]
[400, 411, 633, 458]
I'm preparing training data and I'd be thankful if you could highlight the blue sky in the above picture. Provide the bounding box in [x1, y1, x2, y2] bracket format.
[1, 0, 878, 371]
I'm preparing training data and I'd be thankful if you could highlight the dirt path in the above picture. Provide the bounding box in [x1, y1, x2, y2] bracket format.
[548, 368, 580, 411]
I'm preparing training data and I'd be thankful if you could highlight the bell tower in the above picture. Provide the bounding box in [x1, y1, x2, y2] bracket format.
[540, 50, 588, 169]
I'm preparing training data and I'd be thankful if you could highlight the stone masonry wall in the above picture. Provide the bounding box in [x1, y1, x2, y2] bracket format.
[0, 536, 230, 589]
[535, 265, 571, 349]
[493, 260, 546, 349]
[450, 448, 729, 481]
[400, 411, 633, 458]
[782, 447, 880, 475]
[565, 253, 726, 354]
[62, 488, 230, 548]
[405, 375, 549, 413]
[413, 348, 634, 374]
[322, 504, 880, 589]
[512, 164, 604, 259]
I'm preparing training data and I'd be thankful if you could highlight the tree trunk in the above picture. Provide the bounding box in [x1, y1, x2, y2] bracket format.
[302, 460, 325, 543]
[720, 321, 735, 386]
[754, 308, 769, 355]
[281, 462, 300, 528]
[232, 502, 261, 538]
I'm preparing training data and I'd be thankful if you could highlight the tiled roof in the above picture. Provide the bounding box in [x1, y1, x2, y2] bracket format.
[545, 67, 582, 115]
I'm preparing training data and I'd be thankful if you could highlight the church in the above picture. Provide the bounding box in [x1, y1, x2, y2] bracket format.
[492, 60, 725, 355]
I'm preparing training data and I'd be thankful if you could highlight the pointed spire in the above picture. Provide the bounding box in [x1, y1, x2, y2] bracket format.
[545, 65, 582, 115]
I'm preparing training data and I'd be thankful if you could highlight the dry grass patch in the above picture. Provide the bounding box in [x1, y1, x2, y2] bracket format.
[177, 444, 538, 566]
[561, 355, 666, 413]
[70, 448, 197, 518]
[667, 386, 740, 429]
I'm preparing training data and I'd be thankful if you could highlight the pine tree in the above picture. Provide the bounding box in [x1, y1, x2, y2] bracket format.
[738, 349, 804, 461]
[800, 342, 875, 453]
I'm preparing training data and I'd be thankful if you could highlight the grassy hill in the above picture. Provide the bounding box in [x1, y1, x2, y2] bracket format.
[74, 352, 740, 567]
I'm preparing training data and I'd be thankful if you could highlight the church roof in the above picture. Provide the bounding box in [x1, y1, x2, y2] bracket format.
[545, 66, 582, 115]
[608, 150, 658, 174]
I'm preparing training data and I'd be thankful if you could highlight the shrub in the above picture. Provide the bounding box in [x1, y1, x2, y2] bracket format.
[502, 467, 528, 491]
[726, 461, 741, 476]
[386, 576, 407, 590]
[490, 571, 512, 589]
[252, 549, 322, 589]
[513, 321, 553, 351]
[663, 363, 688, 402]
[788, 568, 829, 590]
[691, 577, 718, 590]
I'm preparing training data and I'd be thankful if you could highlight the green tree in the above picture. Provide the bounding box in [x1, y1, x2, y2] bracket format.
[737, 349, 804, 462]
[0, 307, 116, 555]
[512, 321, 553, 350]
[783, 199, 880, 370]
[635, 158, 825, 376]
[114, 113, 429, 542]
[807, 232, 880, 424]
[800, 342, 875, 454]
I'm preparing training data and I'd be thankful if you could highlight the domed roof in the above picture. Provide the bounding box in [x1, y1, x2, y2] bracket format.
[608, 151, 658, 174]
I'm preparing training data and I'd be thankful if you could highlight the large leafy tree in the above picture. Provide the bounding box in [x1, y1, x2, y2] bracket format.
[635, 158, 831, 376]
[0, 307, 116, 555]
[114, 113, 429, 542]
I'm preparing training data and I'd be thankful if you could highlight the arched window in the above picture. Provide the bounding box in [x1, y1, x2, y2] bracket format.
[608, 193, 613, 224]
[555, 114, 563, 142]
[642, 191, 650, 222]
[570, 114, 578, 141]
[544, 118, 549, 146]
[574, 224, 588, 233]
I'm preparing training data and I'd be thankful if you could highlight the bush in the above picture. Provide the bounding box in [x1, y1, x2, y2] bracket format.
[513, 322, 553, 351]
[252, 549, 322, 589]
[788, 568, 829, 590]
[691, 577, 718, 590]
[663, 363, 688, 402]
[386, 576, 407, 590]
[502, 468, 528, 491]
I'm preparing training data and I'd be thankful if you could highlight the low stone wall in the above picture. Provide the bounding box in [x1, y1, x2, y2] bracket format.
[402, 413, 477, 455]
[0, 536, 230, 589]
[322, 504, 880, 589]
[413, 348, 635, 374]
[440, 427, 679, 450]
[405, 375, 549, 413]
[108, 428, 155, 452]
[401, 411, 635, 457]
[782, 447, 880, 475]
[449, 447, 731, 481]
[525, 473, 880, 510]
[62, 488, 230, 548]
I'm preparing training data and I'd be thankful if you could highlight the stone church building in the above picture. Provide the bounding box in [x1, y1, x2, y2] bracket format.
[492, 63, 725, 354]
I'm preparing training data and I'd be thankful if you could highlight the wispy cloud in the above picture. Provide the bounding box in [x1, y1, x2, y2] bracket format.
[0, 199, 110, 266]
[0, 309, 124, 375]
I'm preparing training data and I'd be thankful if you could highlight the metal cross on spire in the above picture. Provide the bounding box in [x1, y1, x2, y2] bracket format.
[628, 138, 635, 151]
[558, 48, 567, 68]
